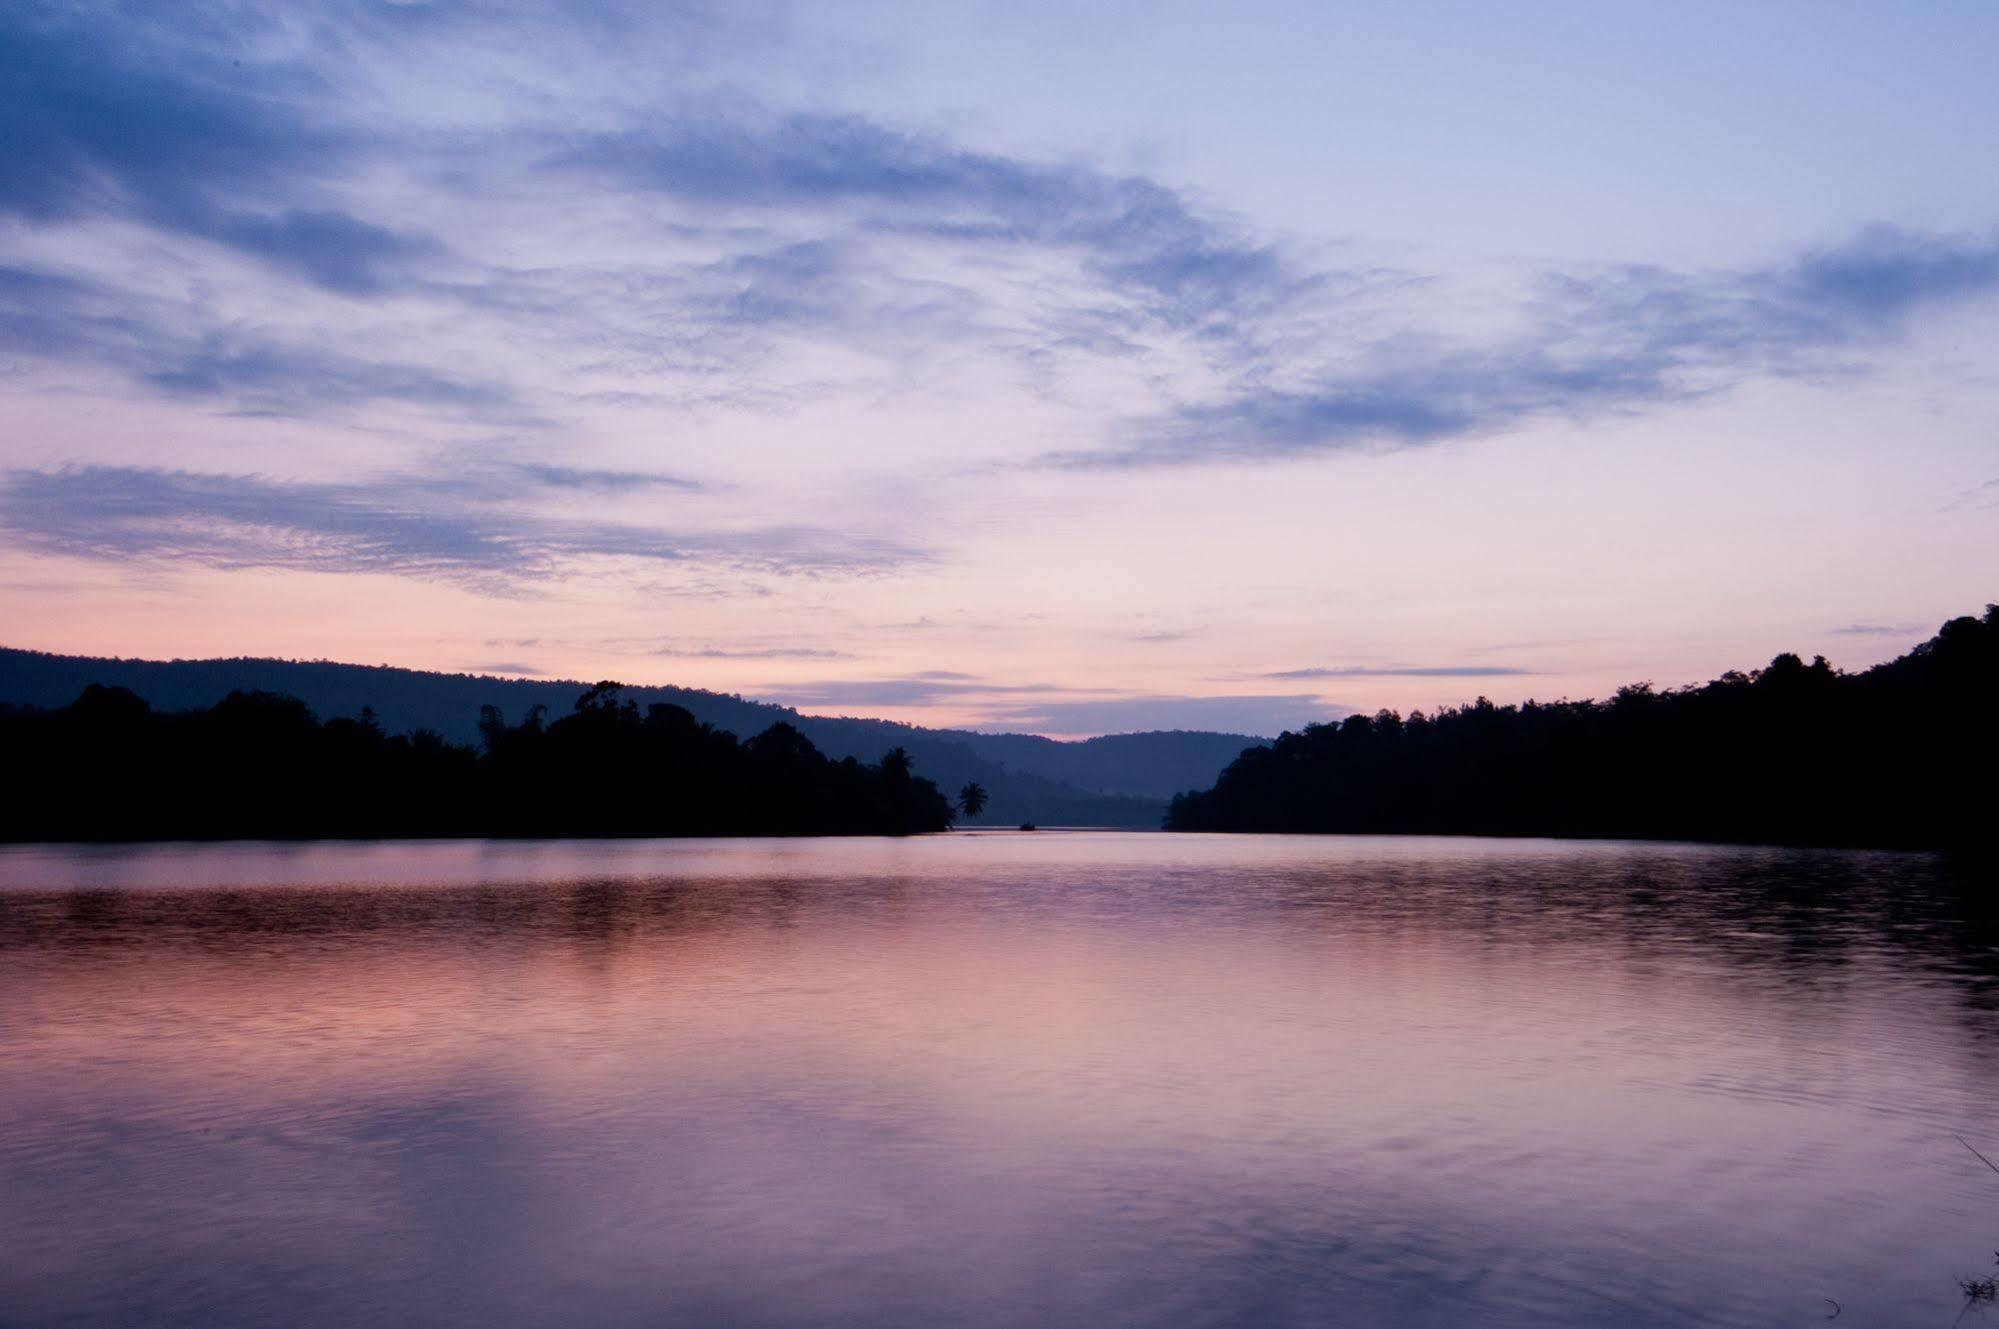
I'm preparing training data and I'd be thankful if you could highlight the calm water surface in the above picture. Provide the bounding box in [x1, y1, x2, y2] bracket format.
[2, 833, 1996, 1328]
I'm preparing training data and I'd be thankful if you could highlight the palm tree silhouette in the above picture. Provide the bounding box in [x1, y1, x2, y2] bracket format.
[958, 781, 988, 818]
[881, 746, 913, 781]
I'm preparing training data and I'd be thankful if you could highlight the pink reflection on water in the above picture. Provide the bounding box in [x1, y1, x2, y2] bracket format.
[1, 834, 1994, 1328]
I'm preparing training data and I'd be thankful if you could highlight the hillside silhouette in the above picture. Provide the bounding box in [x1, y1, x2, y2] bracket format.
[0, 683, 952, 841]
[0, 650, 1260, 826]
[1168, 607, 1999, 849]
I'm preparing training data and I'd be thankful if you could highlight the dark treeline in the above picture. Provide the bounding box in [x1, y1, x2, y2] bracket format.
[0, 682, 954, 841]
[0, 647, 1204, 826]
[1168, 607, 1999, 849]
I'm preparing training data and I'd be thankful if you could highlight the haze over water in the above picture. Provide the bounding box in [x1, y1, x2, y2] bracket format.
[3, 833, 1995, 1328]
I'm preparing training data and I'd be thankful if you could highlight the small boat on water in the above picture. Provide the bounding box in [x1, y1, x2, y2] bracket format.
[1018, 822, 1037, 831]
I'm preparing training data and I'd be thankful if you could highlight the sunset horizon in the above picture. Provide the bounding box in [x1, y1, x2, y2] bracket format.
[0, 614, 1979, 740]
[5, 4, 1995, 738]
[4, 6, 1996, 1327]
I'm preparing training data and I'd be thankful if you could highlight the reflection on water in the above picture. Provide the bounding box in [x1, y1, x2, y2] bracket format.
[2, 833, 1996, 1328]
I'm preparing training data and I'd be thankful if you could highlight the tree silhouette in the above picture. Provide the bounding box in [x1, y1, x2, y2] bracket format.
[6, 607, 1994, 849]
[0, 682, 954, 841]
[1167, 605, 1999, 850]
[882, 746, 913, 781]
[958, 781, 989, 818]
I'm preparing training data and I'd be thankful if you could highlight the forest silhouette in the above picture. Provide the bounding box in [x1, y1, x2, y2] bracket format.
[1167, 606, 1999, 849]
[0, 682, 953, 840]
[6, 609, 1994, 847]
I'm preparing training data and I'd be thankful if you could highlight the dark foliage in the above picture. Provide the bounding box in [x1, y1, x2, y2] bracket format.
[1167, 607, 1999, 849]
[0, 682, 954, 841]
[0, 649, 1198, 825]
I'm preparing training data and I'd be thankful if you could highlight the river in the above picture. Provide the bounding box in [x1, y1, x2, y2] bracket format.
[2, 833, 1994, 1327]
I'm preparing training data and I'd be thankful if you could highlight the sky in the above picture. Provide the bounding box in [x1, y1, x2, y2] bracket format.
[2, 0, 1996, 738]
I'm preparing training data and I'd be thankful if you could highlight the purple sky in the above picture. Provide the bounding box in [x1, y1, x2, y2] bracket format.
[3, 2, 1995, 736]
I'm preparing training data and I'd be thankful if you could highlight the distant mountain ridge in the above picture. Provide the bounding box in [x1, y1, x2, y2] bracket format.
[945, 729, 1262, 800]
[0, 647, 1267, 828]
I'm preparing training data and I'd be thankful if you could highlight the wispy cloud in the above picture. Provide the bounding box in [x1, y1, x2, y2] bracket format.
[1830, 622, 1927, 637]
[652, 645, 854, 660]
[553, 111, 1300, 338]
[1055, 226, 1999, 468]
[0, 11, 442, 295]
[977, 694, 1336, 738]
[465, 661, 547, 676]
[1256, 665, 1535, 680]
[0, 263, 520, 418]
[7, 2, 1997, 482]
[764, 671, 1075, 710]
[147, 335, 516, 416]
[521, 632, 853, 659]
[1942, 478, 1999, 512]
[514, 464, 707, 494]
[0, 466, 929, 591]
[761, 670, 1332, 737]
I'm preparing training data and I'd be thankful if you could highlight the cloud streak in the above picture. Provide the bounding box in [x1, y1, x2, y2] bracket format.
[554, 111, 1297, 336]
[1257, 665, 1535, 680]
[0, 466, 928, 591]
[760, 671, 1335, 738]
[0, 10, 444, 295]
[978, 694, 1335, 739]
[0, 263, 519, 418]
[8, 3, 1998, 480]
[1830, 623, 1927, 637]
[644, 644, 855, 660]
[1059, 226, 1999, 467]
[514, 464, 707, 494]
[763, 671, 1078, 710]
